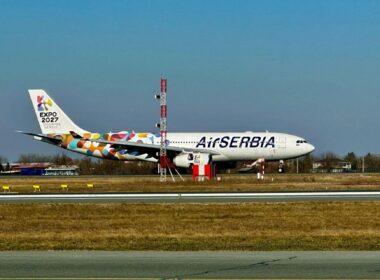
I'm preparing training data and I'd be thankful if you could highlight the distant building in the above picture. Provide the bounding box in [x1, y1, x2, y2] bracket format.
[312, 161, 352, 173]
[0, 163, 80, 176]
[19, 163, 50, 176]
[44, 166, 79, 176]
[0, 163, 22, 175]
[331, 162, 352, 173]
[312, 162, 324, 170]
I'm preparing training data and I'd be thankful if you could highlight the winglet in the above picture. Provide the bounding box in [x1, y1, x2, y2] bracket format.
[17, 131, 62, 145]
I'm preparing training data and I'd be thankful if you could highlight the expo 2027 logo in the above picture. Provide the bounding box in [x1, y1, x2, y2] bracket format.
[37, 96, 53, 111]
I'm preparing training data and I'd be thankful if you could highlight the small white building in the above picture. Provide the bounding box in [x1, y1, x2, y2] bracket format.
[44, 166, 79, 176]
[331, 162, 352, 173]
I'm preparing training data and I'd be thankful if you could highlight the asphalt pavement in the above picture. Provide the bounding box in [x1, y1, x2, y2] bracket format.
[0, 251, 379, 279]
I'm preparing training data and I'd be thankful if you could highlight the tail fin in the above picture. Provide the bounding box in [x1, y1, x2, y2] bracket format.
[28, 89, 88, 135]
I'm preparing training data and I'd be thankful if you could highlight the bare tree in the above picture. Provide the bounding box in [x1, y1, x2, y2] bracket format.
[0, 156, 7, 172]
[344, 152, 358, 170]
[18, 154, 53, 163]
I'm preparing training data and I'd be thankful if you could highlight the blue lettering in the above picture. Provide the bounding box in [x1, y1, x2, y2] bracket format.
[212, 138, 220, 148]
[220, 136, 230, 148]
[260, 137, 266, 148]
[240, 136, 250, 148]
[250, 137, 261, 148]
[230, 136, 240, 148]
[195, 135, 275, 149]
[207, 137, 213, 148]
[265, 136, 275, 148]
[196, 137, 206, 148]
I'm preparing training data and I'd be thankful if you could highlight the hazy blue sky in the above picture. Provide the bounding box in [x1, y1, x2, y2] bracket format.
[0, 0, 379, 160]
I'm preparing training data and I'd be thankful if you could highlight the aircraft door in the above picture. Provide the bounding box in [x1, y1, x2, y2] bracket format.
[277, 137, 286, 149]
[272, 136, 286, 158]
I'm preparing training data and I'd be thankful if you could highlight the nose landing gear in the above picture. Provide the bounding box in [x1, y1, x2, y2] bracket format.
[278, 160, 285, 173]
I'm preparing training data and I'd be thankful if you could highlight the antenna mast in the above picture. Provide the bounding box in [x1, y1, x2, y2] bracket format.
[159, 78, 168, 182]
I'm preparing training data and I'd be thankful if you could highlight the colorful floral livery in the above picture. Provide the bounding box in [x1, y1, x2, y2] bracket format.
[55, 132, 160, 161]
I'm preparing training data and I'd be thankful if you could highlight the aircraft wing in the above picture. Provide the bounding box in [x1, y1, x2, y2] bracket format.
[91, 139, 221, 156]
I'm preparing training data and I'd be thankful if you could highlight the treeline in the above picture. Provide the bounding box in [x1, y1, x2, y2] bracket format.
[0, 156, 10, 172]
[1, 153, 157, 175]
[236, 152, 380, 173]
[280, 152, 380, 173]
[1, 152, 380, 174]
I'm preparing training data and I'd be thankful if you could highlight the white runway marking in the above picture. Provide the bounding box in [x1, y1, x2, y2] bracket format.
[1, 191, 380, 203]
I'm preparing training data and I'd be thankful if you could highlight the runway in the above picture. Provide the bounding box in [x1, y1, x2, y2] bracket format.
[1, 191, 380, 203]
[0, 251, 379, 279]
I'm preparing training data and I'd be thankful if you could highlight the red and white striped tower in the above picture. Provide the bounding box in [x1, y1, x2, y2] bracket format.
[159, 78, 168, 182]
[260, 159, 265, 180]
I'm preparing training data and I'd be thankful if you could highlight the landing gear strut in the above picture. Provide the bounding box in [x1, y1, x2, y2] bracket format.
[258, 159, 265, 180]
[278, 160, 285, 173]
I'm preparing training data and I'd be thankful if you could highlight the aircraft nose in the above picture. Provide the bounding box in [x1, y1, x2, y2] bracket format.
[308, 143, 315, 153]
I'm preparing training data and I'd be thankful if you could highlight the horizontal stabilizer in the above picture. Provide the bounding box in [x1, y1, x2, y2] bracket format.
[17, 131, 62, 145]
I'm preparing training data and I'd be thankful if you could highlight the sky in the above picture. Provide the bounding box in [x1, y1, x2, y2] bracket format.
[0, 0, 380, 161]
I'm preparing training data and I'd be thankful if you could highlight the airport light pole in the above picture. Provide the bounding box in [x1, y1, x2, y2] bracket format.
[362, 156, 365, 173]
[155, 79, 184, 183]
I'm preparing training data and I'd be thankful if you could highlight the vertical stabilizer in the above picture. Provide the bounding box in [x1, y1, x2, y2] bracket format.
[28, 89, 88, 135]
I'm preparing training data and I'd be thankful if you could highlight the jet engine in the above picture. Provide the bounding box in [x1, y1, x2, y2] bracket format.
[173, 153, 211, 168]
[173, 153, 193, 168]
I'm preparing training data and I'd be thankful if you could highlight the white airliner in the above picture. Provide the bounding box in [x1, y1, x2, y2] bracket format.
[20, 89, 315, 171]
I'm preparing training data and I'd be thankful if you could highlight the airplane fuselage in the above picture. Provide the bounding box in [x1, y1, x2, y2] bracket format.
[49, 131, 314, 163]
[23, 89, 315, 169]
[166, 132, 313, 161]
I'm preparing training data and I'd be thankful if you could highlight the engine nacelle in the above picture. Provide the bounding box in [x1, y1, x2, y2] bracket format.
[173, 153, 211, 168]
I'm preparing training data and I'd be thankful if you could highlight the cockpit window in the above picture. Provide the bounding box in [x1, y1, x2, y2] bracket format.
[297, 140, 308, 144]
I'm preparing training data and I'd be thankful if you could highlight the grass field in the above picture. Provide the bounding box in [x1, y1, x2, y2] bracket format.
[0, 202, 379, 250]
[1, 174, 379, 251]
[1, 173, 380, 193]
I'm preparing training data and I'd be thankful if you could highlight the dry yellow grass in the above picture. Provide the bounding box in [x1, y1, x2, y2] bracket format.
[0, 202, 379, 250]
[1, 173, 380, 193]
